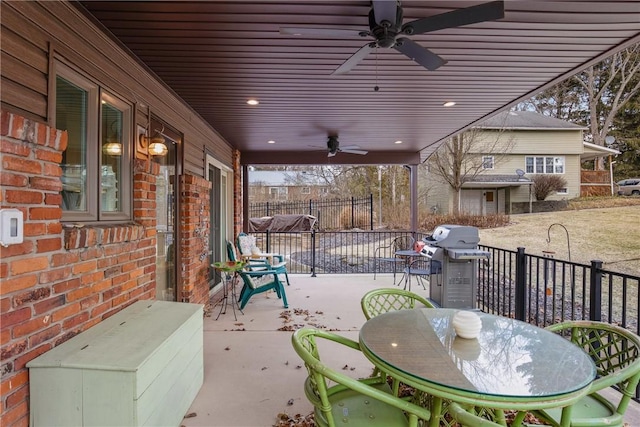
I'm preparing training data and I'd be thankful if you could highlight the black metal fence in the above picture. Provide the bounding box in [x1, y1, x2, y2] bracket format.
[251, 230, 640, 331]
[249, 195, 374, 231]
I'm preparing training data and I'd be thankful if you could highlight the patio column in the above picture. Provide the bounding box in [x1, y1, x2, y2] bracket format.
[409, 163, 418, 236]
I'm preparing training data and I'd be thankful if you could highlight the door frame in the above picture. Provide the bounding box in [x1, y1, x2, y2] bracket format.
[206, 154, 233, 290]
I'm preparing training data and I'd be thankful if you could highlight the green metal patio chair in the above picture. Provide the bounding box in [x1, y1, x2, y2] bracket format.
[236, 232, 290, 285]
[531, 320, 640, 427]
[447, 402, 504, 427]
[291, 327, 432, 427]
[361, 288, 435, 320]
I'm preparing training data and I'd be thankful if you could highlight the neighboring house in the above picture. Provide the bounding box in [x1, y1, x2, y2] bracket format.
[425, 111, 619, 215]
[248, 170, 331, 202]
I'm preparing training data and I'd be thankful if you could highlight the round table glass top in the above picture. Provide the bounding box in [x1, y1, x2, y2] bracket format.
[359, 308, 596, 398]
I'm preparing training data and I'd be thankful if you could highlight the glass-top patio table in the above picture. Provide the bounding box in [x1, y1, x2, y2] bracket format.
[359, 308, 597, 427]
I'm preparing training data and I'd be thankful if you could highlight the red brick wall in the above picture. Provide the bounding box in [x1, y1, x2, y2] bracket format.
[0, 111, 156, 427]
[232, 149, 242, 237]
[180, 175, 211, 304]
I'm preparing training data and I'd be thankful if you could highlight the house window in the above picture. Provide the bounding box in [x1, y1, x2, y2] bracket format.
[301, 187, 311, 194]
[55, 62, 131, 222]
[269, 187, 288, 199]
[482, 156, 494, 170]
[557, 188, 568, 195]
[525, 156, 565, 174]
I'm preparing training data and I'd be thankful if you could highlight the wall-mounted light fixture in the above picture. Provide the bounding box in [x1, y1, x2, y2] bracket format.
[138, 125, 168, 156]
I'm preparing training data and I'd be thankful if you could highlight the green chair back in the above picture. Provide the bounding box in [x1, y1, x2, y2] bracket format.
[291, 327, 432, 427]
[533, 320, 640, 427]
[361, 288, 435, 320]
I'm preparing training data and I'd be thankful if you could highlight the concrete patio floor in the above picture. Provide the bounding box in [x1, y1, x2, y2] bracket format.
[181, 274, 640, 427]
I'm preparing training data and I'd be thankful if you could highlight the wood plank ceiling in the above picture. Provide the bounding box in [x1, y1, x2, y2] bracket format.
[77, 1, 640, 165]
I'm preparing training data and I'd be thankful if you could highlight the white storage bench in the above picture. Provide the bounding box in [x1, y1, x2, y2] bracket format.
[27, 300, 204, 427]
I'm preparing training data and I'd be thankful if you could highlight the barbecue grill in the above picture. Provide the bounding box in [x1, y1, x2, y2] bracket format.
[419, 225, 490, 309]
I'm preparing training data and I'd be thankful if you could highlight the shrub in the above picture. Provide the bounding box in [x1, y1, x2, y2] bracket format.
[531, 175, 568, 200]
[338, 206, 370, 229]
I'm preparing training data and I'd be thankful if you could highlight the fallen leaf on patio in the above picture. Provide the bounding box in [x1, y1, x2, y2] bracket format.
[285, 361, 289, 365]
[224, 347, 230, 351]
[262, 366, 268, 370]
[296, 365, 302, 369]
[234, 322, 244, 326]
[287, 398, 294, 406]
[342, 364, 349, 370]
[315, 311, 323, 314]
[184, 412, 197, 418]
[278, 325, 295, 331]
[274, 411, 315, 427]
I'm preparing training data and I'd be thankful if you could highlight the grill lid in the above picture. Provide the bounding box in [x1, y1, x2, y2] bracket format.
[423, 224, 481, 249]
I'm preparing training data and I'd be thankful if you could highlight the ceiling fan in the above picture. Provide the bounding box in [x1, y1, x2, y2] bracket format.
[280, 0, 504, 74]
[327, 135, 368, 157]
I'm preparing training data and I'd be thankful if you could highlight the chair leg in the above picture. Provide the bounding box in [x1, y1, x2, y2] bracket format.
[279, 283, 288, 308]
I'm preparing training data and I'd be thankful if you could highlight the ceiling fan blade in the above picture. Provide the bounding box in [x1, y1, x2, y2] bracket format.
[332, 43, 375, 75]
[340, 148, 368, 155]
[280, 27, 364, 38]
[401, 1, 505, 35]
[395, 38, 447, 71]
[372, 0, 397, 26]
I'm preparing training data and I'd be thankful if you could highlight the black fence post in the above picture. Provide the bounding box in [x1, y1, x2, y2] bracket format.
[351, 197, 355, 229]
[369, 193, 374, 230]
[310, 229, 317, 277]
[265, 230, 271, 253]
[589, 260, 603, 321]
[266, 201, 270, 217]
[515, 247, 526, 321]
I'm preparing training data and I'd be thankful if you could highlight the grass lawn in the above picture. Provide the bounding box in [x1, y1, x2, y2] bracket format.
[479, 204, 640, 276]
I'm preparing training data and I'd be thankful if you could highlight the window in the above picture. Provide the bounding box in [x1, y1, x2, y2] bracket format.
[482, 156, 494, 170]
[55, 63, 131, 222]
[269, 187, 288, 200]
[301, 187, 311, 194]
[557, 188, 568, 195]
[525, 156, 565, 174]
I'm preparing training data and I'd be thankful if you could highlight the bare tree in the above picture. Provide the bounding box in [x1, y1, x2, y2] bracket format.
[577, 44, 640, 169]
[427, 126, 514, 214]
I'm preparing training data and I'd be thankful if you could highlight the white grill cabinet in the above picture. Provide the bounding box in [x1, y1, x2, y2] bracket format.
[420, 225, 490, 309]
[27, 300, 204, 427]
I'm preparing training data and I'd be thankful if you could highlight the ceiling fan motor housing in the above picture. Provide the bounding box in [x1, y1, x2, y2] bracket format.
[369, 4, 404, 48]
[327, 135, 339, 153]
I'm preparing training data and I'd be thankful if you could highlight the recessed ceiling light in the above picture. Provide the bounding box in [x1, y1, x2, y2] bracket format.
[443, 101, 456, 107]
[267, 140, 275, 144]
[394, 140, 403, 144]
[247, 99, 259, 106]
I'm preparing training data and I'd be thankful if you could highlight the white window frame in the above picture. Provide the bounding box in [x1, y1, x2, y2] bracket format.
[54, 61, 132, 222]
[525, 156, 565, 174]
[482, 156, 494, 170]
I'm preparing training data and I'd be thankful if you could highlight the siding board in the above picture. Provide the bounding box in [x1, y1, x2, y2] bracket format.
[0, 77, 47, 118]
[0, 26, 49, 72]
[1, 52, 48, 96]
[2, 1, 235, 180]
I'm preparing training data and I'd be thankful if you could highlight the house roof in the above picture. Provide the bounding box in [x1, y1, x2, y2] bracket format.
[479, 111, 587, 130]
[582, 141, 621, 161]
[76, 1, 640, 165]
[462, 174, 532, 188]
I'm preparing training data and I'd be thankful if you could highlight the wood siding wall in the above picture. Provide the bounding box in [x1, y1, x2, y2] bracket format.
[1, 1, 234, 177]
